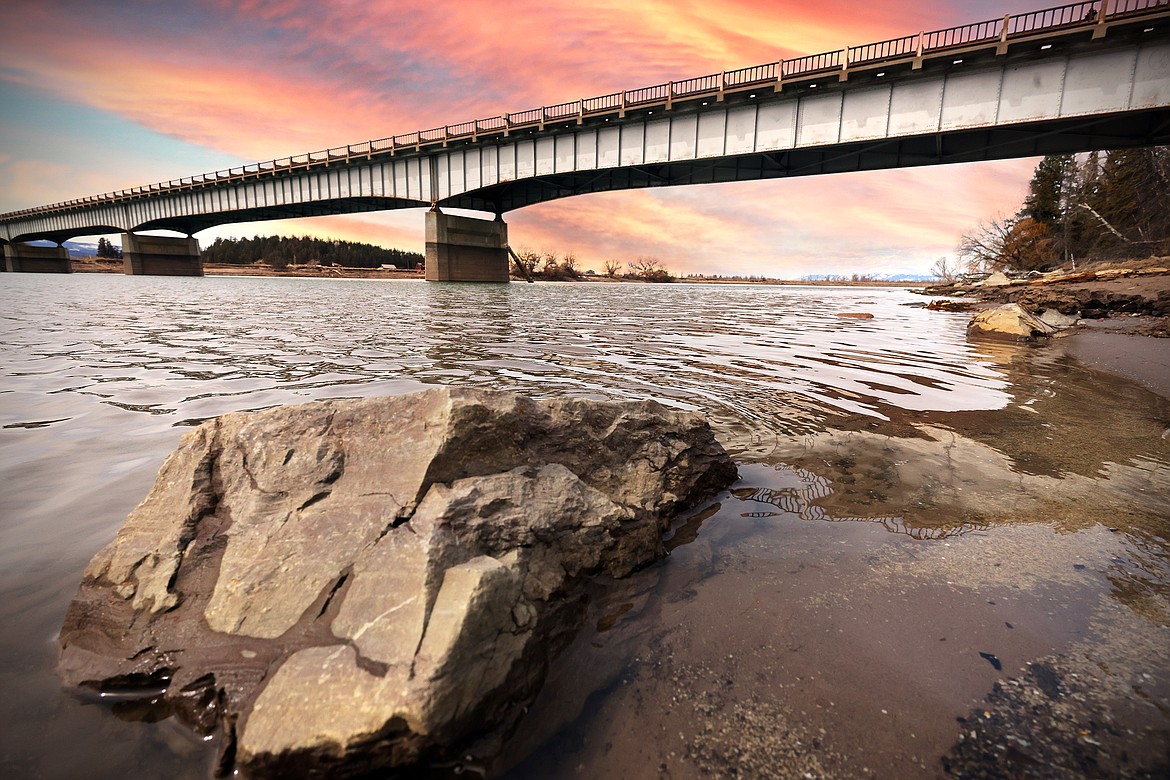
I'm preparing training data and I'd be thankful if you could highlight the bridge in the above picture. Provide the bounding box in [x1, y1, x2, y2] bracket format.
[3, 0, 1169, 280]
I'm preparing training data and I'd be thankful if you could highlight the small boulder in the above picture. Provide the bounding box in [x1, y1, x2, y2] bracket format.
[57, 388, 737, 777]
[978, 271, 1012, 287]
[968, 304, 1057, 341]
[1037, 308, 1079, 329]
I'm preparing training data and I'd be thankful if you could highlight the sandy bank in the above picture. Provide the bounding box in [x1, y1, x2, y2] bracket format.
[1060, 321, 1170, 400]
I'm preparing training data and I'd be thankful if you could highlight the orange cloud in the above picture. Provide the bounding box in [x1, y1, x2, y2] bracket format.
[1, 0, 1042, 274]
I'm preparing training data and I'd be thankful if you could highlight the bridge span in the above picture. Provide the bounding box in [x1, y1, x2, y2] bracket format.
[2, 0, 1169, 280]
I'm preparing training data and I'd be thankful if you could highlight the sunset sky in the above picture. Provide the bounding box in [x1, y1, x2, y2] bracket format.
[0, 0, 1060, 276]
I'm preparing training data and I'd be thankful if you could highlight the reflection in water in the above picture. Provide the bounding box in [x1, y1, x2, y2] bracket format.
[732, 464, 990, 540]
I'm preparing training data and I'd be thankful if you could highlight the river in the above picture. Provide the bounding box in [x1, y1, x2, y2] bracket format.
[1, 274, 1167, 778]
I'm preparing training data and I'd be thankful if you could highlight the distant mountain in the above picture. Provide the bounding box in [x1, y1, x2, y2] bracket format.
[869, 273, 937, 282]
[799, 272, 937, 282]
[63, 240, 99, 258]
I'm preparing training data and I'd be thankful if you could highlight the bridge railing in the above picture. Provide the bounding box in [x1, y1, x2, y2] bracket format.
[393, 131, 420, 148]
[476, 117, 507, 132]
[848, 34, 919, 65]
[5, 0, 1169, 221]
[583, 93, 622, 113]
[672, 74, 721, 98]
[446, 121, 476, 138]
[921, 18, 1004, 50]
[544, 100, 581, 120]
[783, 50, 842, 78]
[625, 83, 670, 105]
[505, 108, 542, 126]
[1009, 1, 1101, 34]
[725, 63, 777, 87]
[1113, 0, 1170, 16]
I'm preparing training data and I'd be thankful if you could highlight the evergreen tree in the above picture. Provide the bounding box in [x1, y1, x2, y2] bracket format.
[199, 234, 423, 268]
[963, 146, 1170, 270]
[1021, 154, 1073, 228]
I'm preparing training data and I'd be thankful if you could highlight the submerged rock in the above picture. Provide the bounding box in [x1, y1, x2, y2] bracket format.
[968, 304, 1057, 341]
[57, 388, 736, 777]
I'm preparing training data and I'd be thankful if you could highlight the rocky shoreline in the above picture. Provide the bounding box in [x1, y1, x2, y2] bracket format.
[921, 256, 1170, 339]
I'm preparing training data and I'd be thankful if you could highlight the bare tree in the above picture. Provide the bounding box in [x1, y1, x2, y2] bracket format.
[957, 215, 1016, 272]
[628, 256, 672, 282]
[930, 256, 961, 283]
[514, 248, 541, 276]
[541, 251, 559, 274]
[628, 256, 661, 274]
[603, 259, 622, 278]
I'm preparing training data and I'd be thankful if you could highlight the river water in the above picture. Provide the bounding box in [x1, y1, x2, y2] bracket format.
[1, 274, 1167, 778]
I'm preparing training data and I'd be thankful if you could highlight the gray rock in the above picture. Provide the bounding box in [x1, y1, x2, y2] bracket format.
[968, 303, 1057, 340]
[1038, 308, 1080, 329]
[57, 388, 736, 777]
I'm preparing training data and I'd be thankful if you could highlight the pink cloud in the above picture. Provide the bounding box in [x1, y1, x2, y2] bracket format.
[1, 0, 1047, 274]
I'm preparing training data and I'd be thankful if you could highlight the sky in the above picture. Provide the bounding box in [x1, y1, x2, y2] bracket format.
[0, 0, 1057, 277]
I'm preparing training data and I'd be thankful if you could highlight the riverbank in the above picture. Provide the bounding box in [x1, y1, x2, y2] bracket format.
[921, 257, 1170, 400]
[921, 256, 1170, 321]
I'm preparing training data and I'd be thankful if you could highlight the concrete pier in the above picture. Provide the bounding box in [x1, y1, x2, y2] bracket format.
[3, 243, 72, 273]
[424, 210, 509, 282]
[123, 233, 203, 276]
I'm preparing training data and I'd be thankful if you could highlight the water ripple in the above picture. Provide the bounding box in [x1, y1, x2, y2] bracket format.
[0, 275, 1008, 453]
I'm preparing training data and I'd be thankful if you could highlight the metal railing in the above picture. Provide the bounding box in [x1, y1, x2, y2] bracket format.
[922, 18, 1004, 50]
[582, 92, 622, 113]
[625, 83, 670, 105]
[672, 74, 721, 97]
[849, 34, 919, 65]
[544, 100, 581, 120]
[1009, 1, 1100, 34]
[4, 0, 1167, 221]
[725, 63, 778, 87]
[784, 50, 843, 78]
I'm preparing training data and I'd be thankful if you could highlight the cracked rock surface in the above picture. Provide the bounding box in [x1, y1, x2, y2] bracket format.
[56, 387, 735, 777]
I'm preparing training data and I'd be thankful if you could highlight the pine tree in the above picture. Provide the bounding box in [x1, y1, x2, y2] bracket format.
[1021, 154, 1073, 228]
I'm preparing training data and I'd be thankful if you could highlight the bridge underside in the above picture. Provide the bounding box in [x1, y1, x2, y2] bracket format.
[6, 196, 427, 246]
[443, 107, 1170, 213]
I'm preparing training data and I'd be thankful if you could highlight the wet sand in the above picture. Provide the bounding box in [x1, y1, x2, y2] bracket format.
[496, 335, 1170, 779]
[1062, 322, 1170, 400]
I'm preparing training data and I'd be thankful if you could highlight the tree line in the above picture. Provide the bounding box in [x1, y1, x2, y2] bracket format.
[95, 237, 123, 259]
[511, 250, 675, 282]
[201, 235, 424, 269]
[951, 146, 1170, 278]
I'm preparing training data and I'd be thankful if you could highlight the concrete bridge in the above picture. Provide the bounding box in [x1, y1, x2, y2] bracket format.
[3, 0, 1169, 280]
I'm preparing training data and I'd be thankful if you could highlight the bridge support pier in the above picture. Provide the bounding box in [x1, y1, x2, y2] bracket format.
[123, 233, 203, 276]
[4, 243, 72, 273]
[425, 210, 509, 282]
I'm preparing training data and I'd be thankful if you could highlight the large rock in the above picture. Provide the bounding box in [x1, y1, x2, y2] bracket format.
[968, 303, 1057, 341]
[58, 388, 736, 776]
